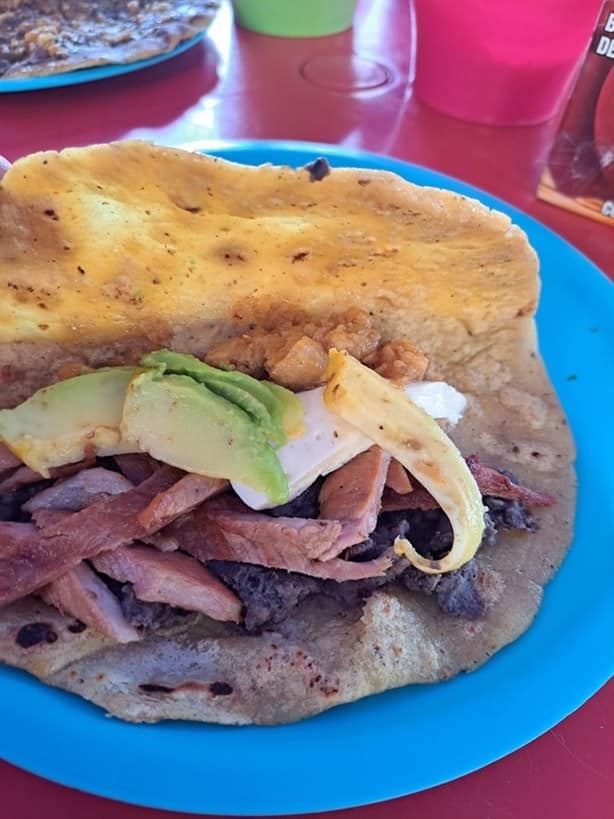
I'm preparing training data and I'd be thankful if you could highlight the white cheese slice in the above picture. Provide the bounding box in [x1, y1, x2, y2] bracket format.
[232, 381, 466, 510]
[405, 381, 467, 426]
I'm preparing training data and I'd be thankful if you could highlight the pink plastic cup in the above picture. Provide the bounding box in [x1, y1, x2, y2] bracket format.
[412, 0, 605, 125]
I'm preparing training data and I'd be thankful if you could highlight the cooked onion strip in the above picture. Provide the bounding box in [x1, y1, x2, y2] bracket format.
[323, 350, 485, 574]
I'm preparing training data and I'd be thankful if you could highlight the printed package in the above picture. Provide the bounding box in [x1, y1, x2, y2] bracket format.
[538, 1, 614, 224]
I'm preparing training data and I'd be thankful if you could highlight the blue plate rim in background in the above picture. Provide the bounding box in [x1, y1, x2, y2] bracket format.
[0, 141, 612, 815]
[0, 34, 204, 93]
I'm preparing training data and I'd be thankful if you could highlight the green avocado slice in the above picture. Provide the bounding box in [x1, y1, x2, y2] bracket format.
[192, 375, 283, 447]
[0, 367, 139, 476]
[141, 349, 303, 444]
[262, 381, 305, 440]
[121, 370, 289, 504]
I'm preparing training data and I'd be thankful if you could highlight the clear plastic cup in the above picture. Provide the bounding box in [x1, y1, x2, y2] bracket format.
[412, 0, 605, 125]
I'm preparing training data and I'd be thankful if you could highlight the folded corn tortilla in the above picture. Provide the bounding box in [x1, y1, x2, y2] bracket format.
[0, 142, 575, 724]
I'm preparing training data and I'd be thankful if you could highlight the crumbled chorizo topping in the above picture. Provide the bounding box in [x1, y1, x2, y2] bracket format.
[322, 308, 380, 361]
[206, 335, 268, 380]
[363, 339, 428, 385]
[206, 309, 428, 391]
[266, 336, 329, 392]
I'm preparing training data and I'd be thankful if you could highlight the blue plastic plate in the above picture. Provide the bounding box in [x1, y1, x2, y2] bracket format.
[0, 34, 203, 93]
[0, 142, 612, 815]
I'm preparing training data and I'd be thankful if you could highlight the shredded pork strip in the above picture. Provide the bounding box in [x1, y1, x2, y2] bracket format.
[0, 456, 96, 493]
[23, 467, 133, 513]
[381, 486, 439, 512]
[93, 544, 242, 623]
[0, 520, 38, 550]
[31, 508, 73, 529]
[385, 459, 413, 494]
[138, 473, 229, 532]
[0, 466, 183, 606]
[382, 455, 556, 511]
[318, 446, 391, 558]
[466, 455, 556, 505]
[113, 453, 159, 485]
[0, 443, 21, 473]
[166, 501, 391, 581]
[194, 496, 344, 560]
[40, 562, 139, 643]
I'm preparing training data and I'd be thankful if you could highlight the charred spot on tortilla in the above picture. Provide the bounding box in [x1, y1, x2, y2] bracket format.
[16, 622, 58, 648]
[218, 246, 248, 265]
[209, 682, 233, 696]
[139, 683, 175, 695]
[67, 620, 87, 634]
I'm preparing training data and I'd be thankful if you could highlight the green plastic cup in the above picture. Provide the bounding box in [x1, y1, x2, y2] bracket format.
[232, 0, 358, 37]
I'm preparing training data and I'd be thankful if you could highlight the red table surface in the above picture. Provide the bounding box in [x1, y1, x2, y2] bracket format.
[0, 1, 612, 817]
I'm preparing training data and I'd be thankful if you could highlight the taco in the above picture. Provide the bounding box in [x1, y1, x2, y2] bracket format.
[0, 142, 575, 725]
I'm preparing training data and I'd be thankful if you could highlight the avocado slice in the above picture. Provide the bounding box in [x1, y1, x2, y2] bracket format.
[141, 350, 303, 444]
[262, 381, 305, 440]
[193, 375, 283, 447]
[0, 367, 139, 476]
[121, 370, 289, 504]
